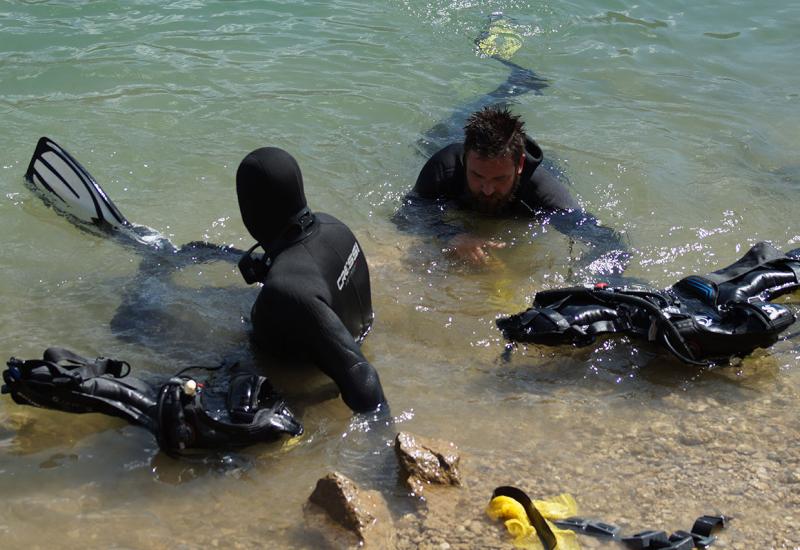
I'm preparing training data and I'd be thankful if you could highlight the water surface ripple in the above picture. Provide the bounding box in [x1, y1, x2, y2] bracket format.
[1, 0, 799, 547]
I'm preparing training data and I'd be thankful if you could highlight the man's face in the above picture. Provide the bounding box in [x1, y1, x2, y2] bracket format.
[464, 150, 524, 214]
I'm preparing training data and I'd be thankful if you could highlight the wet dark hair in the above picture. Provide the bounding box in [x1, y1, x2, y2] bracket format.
[463, 105, 525, 160]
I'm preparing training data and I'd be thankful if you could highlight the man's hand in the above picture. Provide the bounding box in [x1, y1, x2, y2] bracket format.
[444, 234, 506, 264]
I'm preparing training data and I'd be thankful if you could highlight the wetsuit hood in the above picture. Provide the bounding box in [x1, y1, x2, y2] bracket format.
[236, 147, 311, 248]
[519, 135, 543, 181]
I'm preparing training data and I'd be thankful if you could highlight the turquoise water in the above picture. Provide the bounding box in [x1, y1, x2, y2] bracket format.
[1, 1, 799, 547]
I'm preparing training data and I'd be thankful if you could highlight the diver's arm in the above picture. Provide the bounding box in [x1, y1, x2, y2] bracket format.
[391, 144, 467, 240]
[302, 299, 387, 414]
[175, 241, 248, 264]
[391, 192, 465, 240]
[520, 167, 630, 279]
[252, 289, 387, 413]
[549, 209, 630, 279]
[393, 192, 509, 264]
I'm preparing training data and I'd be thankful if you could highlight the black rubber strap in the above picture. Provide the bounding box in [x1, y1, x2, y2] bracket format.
[553, 517, 620, 538]
[492, 486, 557, 550]
[558, 514, 726, 549]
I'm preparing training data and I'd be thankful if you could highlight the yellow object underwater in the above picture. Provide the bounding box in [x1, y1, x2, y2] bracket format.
[475, 15, 523, 61]
[486, 493, 581, 549]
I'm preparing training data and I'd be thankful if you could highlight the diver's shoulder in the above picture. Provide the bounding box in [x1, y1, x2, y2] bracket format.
[314, 211, 342, 225]
[433, 142, 465, 160]
[520, 166, 579, 211]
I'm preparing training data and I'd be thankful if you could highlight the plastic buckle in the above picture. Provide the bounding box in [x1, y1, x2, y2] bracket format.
[664, 535, 694, 550]
[553, 518, 588, 531]
[553, 517, 620, 538]
[622, 530, 668, 549]
[672, 529, 716, 549]
[584, 520, 621, 537]
[691, 515, 726, 537]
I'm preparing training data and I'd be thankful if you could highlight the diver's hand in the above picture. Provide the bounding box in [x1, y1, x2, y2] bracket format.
[444, 234, 506, 264]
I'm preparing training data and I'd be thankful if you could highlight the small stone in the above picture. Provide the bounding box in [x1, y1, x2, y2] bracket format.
[306, 471, 393, 546]
[735, 444, 756, 456]
[468, 520, 483, 534]
[685, 401, 709, 413]
[395, 432, 462, 497]
[783, 470, 800, 484]
[397, 513, 417, 529]
[581, 536, 602, 548]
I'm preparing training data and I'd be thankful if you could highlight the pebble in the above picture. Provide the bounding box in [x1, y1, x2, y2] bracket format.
[784, 470, 800, 484]
[467, 520, 483, 534]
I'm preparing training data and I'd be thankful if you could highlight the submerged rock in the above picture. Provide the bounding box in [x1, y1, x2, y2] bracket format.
[394, 431, 462, 497]
[306, 471, 393, 548]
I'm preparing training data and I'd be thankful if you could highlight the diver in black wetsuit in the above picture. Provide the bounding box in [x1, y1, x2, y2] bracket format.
[396, 105, 628, 275]
[3, 140, 387, 454]
[235, 147, 387, 413]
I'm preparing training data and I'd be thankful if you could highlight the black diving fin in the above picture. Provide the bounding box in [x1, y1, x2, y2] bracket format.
[24, 136, 175, 251]
[26, 137, 130, 230]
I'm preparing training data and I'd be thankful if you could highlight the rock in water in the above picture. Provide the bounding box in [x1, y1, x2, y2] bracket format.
[394, 431, 462, 497]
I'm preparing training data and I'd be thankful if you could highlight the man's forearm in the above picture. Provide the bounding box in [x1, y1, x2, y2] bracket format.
[391, 193, 465, 241]
[550, 209, 631, 279]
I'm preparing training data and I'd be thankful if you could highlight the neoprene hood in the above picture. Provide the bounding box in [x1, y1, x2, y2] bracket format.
[236, 147, 310, 247]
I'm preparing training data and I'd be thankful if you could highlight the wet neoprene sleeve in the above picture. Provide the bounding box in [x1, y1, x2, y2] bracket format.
[252, 289, 386, 413]
[546, 210, 630, 278]
[391, 193, 466, 241]
[302, 299, 386, 412]
[248, 213, 386, 414]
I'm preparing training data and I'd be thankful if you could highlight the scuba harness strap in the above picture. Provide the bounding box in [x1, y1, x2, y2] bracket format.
[2, 348, 303, 455]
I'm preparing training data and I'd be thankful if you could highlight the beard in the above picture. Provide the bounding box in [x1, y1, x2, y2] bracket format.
[468, 176, 520, 215]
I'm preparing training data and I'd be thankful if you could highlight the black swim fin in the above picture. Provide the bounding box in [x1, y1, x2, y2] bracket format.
[25, 137, 130, 230]
[24, 136, 175, 250]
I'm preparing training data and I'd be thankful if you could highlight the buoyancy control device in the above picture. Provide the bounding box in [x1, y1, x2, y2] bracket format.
[2, 347, 302, 455]
[497, 242, 800, 364]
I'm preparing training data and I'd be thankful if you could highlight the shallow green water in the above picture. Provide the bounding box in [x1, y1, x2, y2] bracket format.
[1, 1, 799, 547]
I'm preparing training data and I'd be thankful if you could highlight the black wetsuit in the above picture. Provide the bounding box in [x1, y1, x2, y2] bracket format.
[250, 213, 384, 412]
[414, 137, 578, 213]
[395, 136, 629, 278]
[237, 147, 386, 413]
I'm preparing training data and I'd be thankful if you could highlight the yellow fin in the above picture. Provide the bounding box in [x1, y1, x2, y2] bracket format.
[533, 493, 579, 520]
[488, 493, 583, 549]
[487, 495, 530, 523]
[475, 15, 523, 61]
